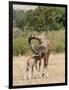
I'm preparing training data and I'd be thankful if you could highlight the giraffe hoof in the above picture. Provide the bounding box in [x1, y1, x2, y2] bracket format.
[46, 74, 48, 78]
[46, 72, 49, 78]
[42, 73, 46, 78]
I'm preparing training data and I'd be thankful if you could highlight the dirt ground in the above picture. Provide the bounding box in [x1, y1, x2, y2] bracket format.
[13, 53, 65, 86]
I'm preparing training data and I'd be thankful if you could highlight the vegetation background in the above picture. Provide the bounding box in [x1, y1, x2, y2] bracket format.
[13, 5, 65, 56]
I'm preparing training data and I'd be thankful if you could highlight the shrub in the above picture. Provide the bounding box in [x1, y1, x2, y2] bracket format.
[13, 30, 65, 56]
[47, 30, 65, 53]
[13, 37, 31, 56]
[55, 43, 64, 53]
[13, 27, 23, 39]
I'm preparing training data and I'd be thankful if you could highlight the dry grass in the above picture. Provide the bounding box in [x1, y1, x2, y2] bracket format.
[13, 53, 65, 86]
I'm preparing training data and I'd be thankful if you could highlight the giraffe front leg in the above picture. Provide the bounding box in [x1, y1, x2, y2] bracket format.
[35, 61, 43, 79]
[42, 55, 49, 78]
[45, 66, 49, 78]
[42, 65, 48, 78]
[38, 60, 43, 78]
[28, 66, 33, 80]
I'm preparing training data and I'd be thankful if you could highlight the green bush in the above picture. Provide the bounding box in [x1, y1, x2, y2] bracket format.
[13, 37, 31, 56]
[47, 30, 65, 53]
[55, 43, 64, 53]
[13, 30, 65, 56]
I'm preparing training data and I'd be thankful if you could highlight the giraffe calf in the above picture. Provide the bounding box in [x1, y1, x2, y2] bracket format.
[24, 55, 43, 80]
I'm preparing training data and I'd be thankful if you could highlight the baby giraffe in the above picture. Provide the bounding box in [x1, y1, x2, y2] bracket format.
[24, 46, 46, 80]
[24, 55, 43, 80]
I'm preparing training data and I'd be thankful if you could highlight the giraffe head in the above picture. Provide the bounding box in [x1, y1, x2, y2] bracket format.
[28, 32, 46, 54]
[29, 32, 46, 43]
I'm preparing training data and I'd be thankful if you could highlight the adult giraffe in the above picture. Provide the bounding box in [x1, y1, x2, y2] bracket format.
[28, 32, 51, 78]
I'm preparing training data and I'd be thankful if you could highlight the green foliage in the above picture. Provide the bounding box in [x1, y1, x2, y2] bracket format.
[47, 30, 65, 53]
[13, 6, 65, 31]
[13, 6, 65, 56]
[13, 36, 31, 56]
[13, 27, 23, 38]
[13, 10, 25, 30]
[13, 30, 65, 56]
[31, 39, 40, 49]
